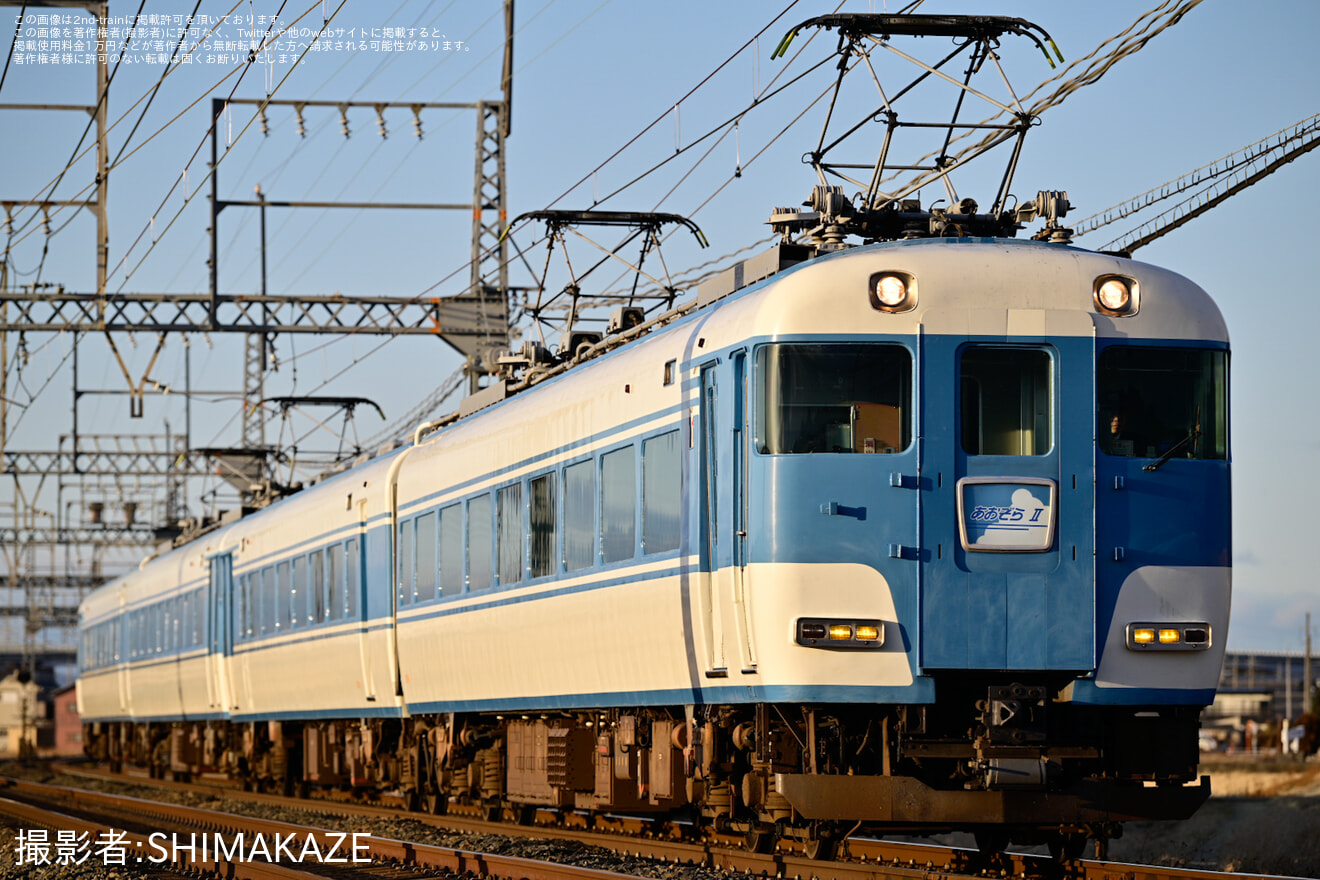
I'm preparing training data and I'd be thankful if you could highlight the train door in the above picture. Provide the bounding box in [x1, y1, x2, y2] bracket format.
[206, 552, 235, 711]
[918, 328, 1095, 671]
[697, 354, 756, 679]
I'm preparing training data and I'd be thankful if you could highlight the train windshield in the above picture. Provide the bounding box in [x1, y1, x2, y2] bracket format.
[1097, 346, 1227, 460]
[755, 343, 911, 454]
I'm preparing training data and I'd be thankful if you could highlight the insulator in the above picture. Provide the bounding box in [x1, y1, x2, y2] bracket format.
[375, 104, 387, 139]
[338, 103, 350, 138]
[411, 104, 424, 140]
[259, 107, 269, 136]
[294, 102, 306, 138]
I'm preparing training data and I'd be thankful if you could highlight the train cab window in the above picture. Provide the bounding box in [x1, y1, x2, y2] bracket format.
[601, 446, 637, 563]
[439, 504, 462, 596]
[961, 347, 1052, 456]
[529, 474, 557, 579]
[756, 343, 911, 454]
[497, 484, 524, 585]
[564, 461, 595, 571]
[398, 519, 415, 606]
[1098, 346, 1227, 461]
[415, 513, 437, 602]
[345, 538, 360, 618]
[327, 543, 343, 621]
[643, 430, 681, 554]
[468, 494, 493, 591]
[309, 552, 325, 624]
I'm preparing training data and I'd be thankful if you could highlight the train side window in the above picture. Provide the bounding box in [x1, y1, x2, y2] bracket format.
[643, 430, 681, 554]
[398, 518, 414, 606]
[309, 552, 325, 624]
[497, 483, 524, 585]
[601, 445, 637, 563]
[756, 343, 912, 454]
[960, 347, 1052, 456]
[439, 504, 462, 596]
[236, 575, 246, 640]
[563, 461, 595, 571]
[467, 494, 493, 591]
[327, 543, 343, 621]
[276, 562, 291, 631]
[346, 538, 360, 619]
[290, 558, 303, 630]
[529, 473, 557, 578]
[261, 565, 276, 635]
[415, 512, 437, 601]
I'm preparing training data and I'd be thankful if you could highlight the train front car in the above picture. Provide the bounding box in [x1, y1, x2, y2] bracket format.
[718, 238, 1228, 854]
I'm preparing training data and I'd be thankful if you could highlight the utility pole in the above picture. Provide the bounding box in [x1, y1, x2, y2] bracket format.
[1305, 612, 1313, 715]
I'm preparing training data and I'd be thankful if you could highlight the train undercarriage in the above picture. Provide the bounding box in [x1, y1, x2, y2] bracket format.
[83, 677, 1209, 860]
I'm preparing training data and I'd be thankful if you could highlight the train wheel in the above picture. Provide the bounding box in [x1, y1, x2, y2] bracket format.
[744, 822, 778, 854]
[516, 804, 537, 826]
[802, 823, 839, 861]
[973, 830, 1009, 855]
[424, 790, 448, 815]
[1047, 832, 1087, 862]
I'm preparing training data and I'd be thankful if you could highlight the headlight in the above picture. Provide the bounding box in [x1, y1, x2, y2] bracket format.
[869, 271, 916, 313]
[796, 617, 885, 649]
[1094, 274, 1139, 316]
[1126, 621, 1211, 651]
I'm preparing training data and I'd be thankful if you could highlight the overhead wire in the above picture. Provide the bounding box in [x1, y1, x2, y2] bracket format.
[109, 0, 351, 294]
[0, 3, 25, 100]
[2, 0, 246, 252]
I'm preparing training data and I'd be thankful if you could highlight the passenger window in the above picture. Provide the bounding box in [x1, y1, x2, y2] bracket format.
[345, 538, 359, 618]
[498, 484, 524, 585]
[643, 430, 681, 553]
[529, 473, 557, 578]
[327, 544, 343, 621]
[415, 512, 437, 601]
[439, 504, 462, 596]
[276, 562, 291, 631]
[601, 446, 636, 563]
[563, 461, 595, 571]
[467, 494, 492, 591]
[398, 519, 414, 606]
[290, 558, 302, 630]
[309, 552, 325, 623]
[262, 565, 277, 635]
[961, 347, 1052, 456]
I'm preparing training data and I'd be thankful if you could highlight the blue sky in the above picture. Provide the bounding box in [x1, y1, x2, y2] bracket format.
[0, 0, 1316, 653]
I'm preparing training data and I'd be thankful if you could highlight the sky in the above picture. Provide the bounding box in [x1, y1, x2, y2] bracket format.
[0, 0, 1316, 655]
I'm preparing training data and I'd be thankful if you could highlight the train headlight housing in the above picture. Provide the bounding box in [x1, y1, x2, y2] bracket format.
[1094, 274, 1139, 317]
[796, 617, 884, 649]
[1126, 621, 1211, 651]
[868, 271, 917, 313]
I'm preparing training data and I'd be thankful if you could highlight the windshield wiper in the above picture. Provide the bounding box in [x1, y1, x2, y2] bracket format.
[1143, 426, 1201, 472]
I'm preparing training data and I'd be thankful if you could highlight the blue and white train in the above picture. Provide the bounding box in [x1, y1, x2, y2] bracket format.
[78, 231, 1230, 857]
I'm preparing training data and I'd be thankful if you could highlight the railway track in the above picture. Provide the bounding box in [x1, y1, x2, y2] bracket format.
[0, 764, 1298, 880]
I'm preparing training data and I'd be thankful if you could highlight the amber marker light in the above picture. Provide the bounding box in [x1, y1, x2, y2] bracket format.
[828, 624, 854, 641]
[1132, 627, 1156, 645]
[1159, 628, 1181, 644]
[854, 624, 880, 641]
